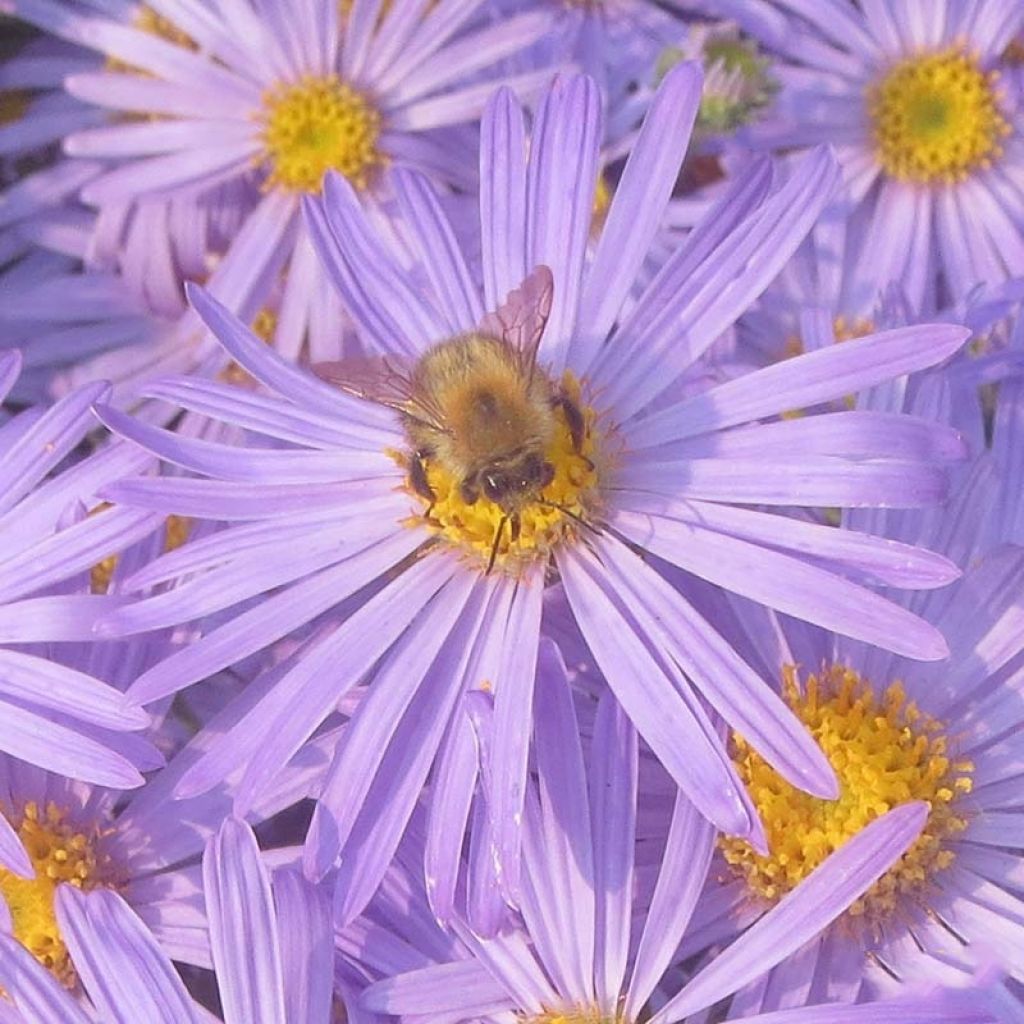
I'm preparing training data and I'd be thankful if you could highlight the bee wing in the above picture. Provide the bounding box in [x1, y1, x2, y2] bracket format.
[479, 265, 554, 382]
[311, 356, 449, 432]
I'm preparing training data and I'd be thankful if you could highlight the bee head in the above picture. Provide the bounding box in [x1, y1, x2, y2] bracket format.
[481, 452, 555, 507]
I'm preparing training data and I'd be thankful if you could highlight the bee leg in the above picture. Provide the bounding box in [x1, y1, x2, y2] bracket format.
[552, 392, 592, 466]
[409, 451, 436, 516]
[510, 513, 521, 543]
[486, 515, 507, 576]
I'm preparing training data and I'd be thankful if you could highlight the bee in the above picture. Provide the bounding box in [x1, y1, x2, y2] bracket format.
[313, 266, 590, 572]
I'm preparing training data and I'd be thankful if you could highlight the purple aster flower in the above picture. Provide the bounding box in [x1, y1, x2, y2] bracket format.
[0, 349, 175, 787]
[95, 67, 970, 926]
[1, 0, 558, 367]
[647, 451, 1024, 1016]
[0, 816, 333, 1022]
[348, 646, 997, 1024]
[693, 0, 1024, 309]
[0, 887, 204, 1022]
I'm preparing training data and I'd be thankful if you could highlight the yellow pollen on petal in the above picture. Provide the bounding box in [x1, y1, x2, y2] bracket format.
[90, 511, 193, 594]
[404, 374, 603, 576]
[259, 75, 384, 194]
[0, 802, 121, 986]
[721, 665, 974, 928]
[868, 45, 1010, 184]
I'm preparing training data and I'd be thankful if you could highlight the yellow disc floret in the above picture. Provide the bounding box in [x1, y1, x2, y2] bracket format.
[721, 665, 973, 928]
[91, 512, 192, 594]
[523, 1012, 621, 1024]
[407, 374, 601, 575]
[868, 46, 1010, 184]
[0, 802, 120, 986]
[259, 75, 384, 194]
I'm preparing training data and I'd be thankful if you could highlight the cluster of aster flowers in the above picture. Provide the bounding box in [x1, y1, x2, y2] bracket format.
[0, 0, 1023, 1020]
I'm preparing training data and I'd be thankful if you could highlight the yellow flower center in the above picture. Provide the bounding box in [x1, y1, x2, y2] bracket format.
[91, 513, 192, 594]
[524, 1012, 621, 1024]
[590, 172, 612, 237]
[406, 374, 602, 575]
[219, 305, 279, 387]
[868, 46, 1010, 184]
[721, 665, 973, 928]
[0, 802, 120, 986]
[259, 75, 384, 194]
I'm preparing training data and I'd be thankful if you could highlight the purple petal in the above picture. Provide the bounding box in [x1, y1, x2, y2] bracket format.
[651, 802, 929, 1022]
[203, 818, 286, 1024]
[0, 931, 92, 1024]
[56, 887, 198, 1024]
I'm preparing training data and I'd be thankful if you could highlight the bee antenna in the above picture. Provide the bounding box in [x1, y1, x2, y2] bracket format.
[486, 515, 507, 576]
[538, 500, 600, 537]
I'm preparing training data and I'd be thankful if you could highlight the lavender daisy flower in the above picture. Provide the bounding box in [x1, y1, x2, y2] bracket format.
[0, 350, 174, 787]
[352, 646, 996, 1024]
[95, 66, 970, 925]
[648, 463, 1024, 1017]
[699, 0, 1024, 309]
[1, 0, 557, 365]
[0, 887, 205, 1022]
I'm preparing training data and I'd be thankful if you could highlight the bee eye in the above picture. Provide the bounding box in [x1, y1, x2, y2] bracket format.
[483, 473, 505, 502]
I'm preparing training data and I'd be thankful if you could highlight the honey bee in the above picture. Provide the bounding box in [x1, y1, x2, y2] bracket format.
[313, 266, 590, 572]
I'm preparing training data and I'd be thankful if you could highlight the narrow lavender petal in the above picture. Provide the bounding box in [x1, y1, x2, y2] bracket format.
[627, 324, 971, 446]
[332, 583, 492, 925]
[488, 576, 544, 904]
[233, 554, 461, 815]
[732, 997, 998, 1023]
[0, 813, 32, 878]
[596, 147, 842, 420]
[95, 404, 388, 484]
[0, 506, 164, 605]
[613, 512, 950, 660]
[611, 501, 960, 591]
[56, 887, 198, 1024]
[617, 455, 950, 509]
[302, 192, 423, 359]
[390, 168, 483, 332]
[272, 869, 333, 1024]
[625, 788, 716, 1019]
[0, 700, 145, 788]
[360, 960, 512, 1016]
[0, 931, 92, 1024]
[480, 86, 528, 309]
[140, 376, 396, 450]
[134, 532, 420, 707]
[591, 691, 637, 1008]
[183, 282, 391, 422]
[527, 73, 603, 371]
[519, 640, 596, 1004]
[0, 381, 109, 513]
[0, 351, 22, 402]
[203, 818, 286, 1024]
[318, 172, 446, 352]
[575, 62, 703, 372]
[304, 569, 477, 879]
[557, 543, 756, 837]
[651, 803, 929, 1022]
[595, 533, 835, 798]
[0, 650, 148, 730]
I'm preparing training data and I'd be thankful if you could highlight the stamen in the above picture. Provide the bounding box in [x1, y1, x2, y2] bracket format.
[721, 665, 973, 930]
[868, 45, 1010, 184]
[259, 75, 384, 194]
[0, 802, 121, 986]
